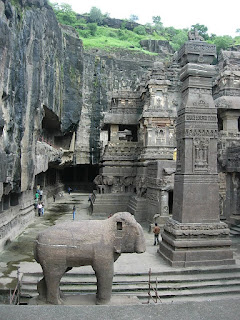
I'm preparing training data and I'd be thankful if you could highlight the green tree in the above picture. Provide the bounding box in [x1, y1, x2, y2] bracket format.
[164, 26, 178, 41]
[152, 16, 162, 26]
[170, 30, 188, 51]
[213, 35, 234, 53]
[88, 23, 97, 36]
[89, 7, 103, 24]
[129, 14, 139, 22]
[133, 25, 146, 35]
[50, 2, 77, 26]
[191, 23, 209, 40]
[152, 16, 163, 34]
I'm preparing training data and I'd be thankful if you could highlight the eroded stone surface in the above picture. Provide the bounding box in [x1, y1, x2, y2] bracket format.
[34, 212, 146, 305]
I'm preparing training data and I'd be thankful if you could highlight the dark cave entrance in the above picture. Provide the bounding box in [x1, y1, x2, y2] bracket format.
[168, 190, 173, 214]
[60, 165, 99, 192]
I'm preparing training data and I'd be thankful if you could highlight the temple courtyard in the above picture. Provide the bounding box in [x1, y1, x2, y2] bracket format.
[0, 192, 240, 319]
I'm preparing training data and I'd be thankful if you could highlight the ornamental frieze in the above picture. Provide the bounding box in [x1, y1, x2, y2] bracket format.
[184, 128, 218, 138]
[192, 100, 209, 107]
[163, 219, 229, 237]
[177, 42, 216, 60]
[108, 108, 142, 114]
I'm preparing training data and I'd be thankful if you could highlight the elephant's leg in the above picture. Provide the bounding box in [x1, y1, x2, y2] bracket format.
[44, 265, 66, 305]
[37, 276, 47, 301]
[93, 262, 114, 305]
[59, 267, 72, 299]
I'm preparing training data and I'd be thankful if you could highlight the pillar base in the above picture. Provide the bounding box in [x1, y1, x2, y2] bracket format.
[159, 218, 235, 267]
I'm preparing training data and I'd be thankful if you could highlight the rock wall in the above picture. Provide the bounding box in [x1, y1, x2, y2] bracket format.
[75, 49, 157, 164]
[0, 0, 83, 249]
[0, 0, 163, 248]
[0, 0, 83, 192]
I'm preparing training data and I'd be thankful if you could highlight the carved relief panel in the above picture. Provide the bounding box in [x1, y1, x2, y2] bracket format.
[193, 138, 209, 172]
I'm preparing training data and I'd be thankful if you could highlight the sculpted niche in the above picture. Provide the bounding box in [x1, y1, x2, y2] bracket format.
[34, 212, 146, 305]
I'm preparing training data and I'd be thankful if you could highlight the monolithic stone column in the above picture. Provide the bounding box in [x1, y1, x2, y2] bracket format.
[159, 40, 235, 267]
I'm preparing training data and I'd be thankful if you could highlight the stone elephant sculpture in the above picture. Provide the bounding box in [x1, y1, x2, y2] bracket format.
[34, 212, 146, 305]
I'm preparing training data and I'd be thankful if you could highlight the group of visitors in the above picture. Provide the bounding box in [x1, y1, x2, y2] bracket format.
[34, 187, 45, 217]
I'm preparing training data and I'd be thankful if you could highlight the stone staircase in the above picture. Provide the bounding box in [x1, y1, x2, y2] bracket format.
[92, 193, 131, 216]
[230, 224, 240, 236]
[20, 265, 240, 304]
[127, 196, 147, 221]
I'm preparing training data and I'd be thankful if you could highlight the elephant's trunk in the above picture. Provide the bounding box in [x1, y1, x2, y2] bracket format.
[135, 223, 146, 253]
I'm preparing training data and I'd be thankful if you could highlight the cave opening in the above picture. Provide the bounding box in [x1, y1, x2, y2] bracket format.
[41, 106, 76, 150]
[60, 165, 99, 192]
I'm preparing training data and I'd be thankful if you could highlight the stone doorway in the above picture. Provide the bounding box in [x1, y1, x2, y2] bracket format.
[168, 190, 173, 215]
[60, 165, 99, 192]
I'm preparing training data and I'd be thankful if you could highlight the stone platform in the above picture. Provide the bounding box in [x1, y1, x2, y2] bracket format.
[29, 294, 141, 305]
[1, 299, 240, 320]
[1, 192, 240, 306]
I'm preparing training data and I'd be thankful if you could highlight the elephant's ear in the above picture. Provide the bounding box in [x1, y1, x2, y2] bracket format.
[114, 221, 123, 253]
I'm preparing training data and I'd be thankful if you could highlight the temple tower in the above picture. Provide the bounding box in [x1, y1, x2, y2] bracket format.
[159, 38, 235, 267]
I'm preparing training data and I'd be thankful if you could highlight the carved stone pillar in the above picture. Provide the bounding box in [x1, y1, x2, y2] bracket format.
[110, 124, 119, 142]
[160, 190, 169, 216]
[159, 41, 235, 267]
[221, 110, 240, 132]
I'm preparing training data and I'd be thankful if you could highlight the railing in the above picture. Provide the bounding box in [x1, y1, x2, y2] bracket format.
[37, 135, 59, 149]
[9, 268, 22, 305]
[147, 268, 162, 304]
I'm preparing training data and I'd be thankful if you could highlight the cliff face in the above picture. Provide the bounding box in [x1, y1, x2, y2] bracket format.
[0, 0, 83, 195]
[0, 0, 172, 250]
[76, 49, 157, 164]
[0, 0, 162, 202]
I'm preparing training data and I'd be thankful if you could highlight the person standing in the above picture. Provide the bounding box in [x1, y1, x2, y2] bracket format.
[153, 223, 160, 245]
[37, 202, 43, 217]
[35, 191, 39, 201]
[39, 189, 43, 201]
[41, 203, 45, 216]
[72, 205, 76, 220]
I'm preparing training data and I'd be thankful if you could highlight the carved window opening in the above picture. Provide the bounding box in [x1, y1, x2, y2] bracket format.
[238, 117, 240, 132]
[168, 190, 173, 214]
[3, 194, 10, 211]
[117, 221, 122, 230]
[217, 115, 223, 131]
[0, 200, 2, 213]
[10, 193, 19, 206]
[118, 125, 138, 142]
[156, 127, 165, 142]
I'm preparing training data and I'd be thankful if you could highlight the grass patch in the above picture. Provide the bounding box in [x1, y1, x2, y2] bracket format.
[77, 25, 164, 54]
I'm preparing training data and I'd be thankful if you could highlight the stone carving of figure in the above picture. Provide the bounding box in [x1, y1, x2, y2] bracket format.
[93, 174, 103, 186]
[135, 177, 147, 198]
[103, 176, 114, 186]
[34, 212, 146, 305]
[188, 29, 204, 41]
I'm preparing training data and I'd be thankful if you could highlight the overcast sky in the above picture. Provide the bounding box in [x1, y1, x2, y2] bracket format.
[55, 0, 239, 37]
